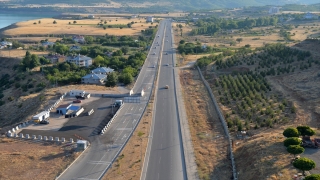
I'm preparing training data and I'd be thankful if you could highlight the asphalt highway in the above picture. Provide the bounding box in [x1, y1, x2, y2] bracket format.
[57, 21, 167, 180]
[143, 19, 187, 180]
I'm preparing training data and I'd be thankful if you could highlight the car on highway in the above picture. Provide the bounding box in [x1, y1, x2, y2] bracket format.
[73, 99, 82, 103]
[165, 52, 168, 55]
[165, 85, 169, 89]
[165, 63, 169, 66]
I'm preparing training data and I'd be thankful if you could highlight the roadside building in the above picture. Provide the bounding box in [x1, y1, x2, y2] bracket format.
[69, 45, 81, 51]
[56, 104, 72, 115]
[269, 7, 280, 14]
[46, 54, 66, 64]
[72, 35, 85, 43]
[66, 54, 92, 67]
[304, 12, 319, 20]
[69, 90, 85, 97]
[81, 73, 107, 84]
[92, 67, 114, 75]
[146, 16, 154, 22]
[0, 41, 12, 47]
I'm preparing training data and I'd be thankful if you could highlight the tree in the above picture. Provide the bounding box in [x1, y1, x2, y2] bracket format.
[284, 137, 302, 147]
[287, 145, 304, 157]
[121, 73, 133, 85]
[297, 126, 315, 137]
[38, 20, 41, 24]
[105, 72, 118, 87]
[305, 174, 320, 180]
[121, 46, 129, 55]
[293, 157, 316, 174]
[236, 38, 243, 44]
[53, 20, 57, 24]
[179, 40, 185, 44]
[73, 21, 77, 24]
[283, 127, 300, 138]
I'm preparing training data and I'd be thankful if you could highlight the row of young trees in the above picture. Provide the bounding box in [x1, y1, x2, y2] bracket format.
[214, 43, 316, 77]
[216, 72, 294, 131]
[191, 16, 279, 35]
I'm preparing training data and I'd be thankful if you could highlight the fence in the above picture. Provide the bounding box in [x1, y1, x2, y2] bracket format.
[196, 66, 237, 180]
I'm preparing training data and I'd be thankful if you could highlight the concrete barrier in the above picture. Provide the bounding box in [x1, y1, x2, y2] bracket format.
[32, 135, 36, 140]
[25, 134, 30, 139]
[13, 133, 17, 138]
[55, 137, 59, 142]
[7, 133, 12, 137]
[49, 136, 53, 141]
[61, 137, 65, 143]
[43, 136, 48, 141]
[70, 138, 74, 143]
[19, 133, 24, 138]
[11, 128, 15, 132]
[38, 135, 42, 140]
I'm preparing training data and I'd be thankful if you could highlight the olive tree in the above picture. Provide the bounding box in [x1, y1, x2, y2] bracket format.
[283, 127, 299, 138]
[293, 157, 316, 174]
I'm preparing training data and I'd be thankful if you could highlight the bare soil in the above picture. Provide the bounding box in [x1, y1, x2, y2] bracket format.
[180, 68, 232, 180]
[0, 137, 80, 180]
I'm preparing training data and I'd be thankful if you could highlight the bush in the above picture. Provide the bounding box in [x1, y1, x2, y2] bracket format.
[287, 145, 304, 157]
[283, 127, 300, 138]
[284, 137, 302, 147]
[305, 174, 320, 180]
[293, 157, 316, 173]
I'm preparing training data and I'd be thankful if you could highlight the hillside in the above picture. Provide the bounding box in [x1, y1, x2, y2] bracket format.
[6, 0, 320, 10]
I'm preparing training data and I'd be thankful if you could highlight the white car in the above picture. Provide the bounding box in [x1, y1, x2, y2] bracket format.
[153, 52, 156, 55]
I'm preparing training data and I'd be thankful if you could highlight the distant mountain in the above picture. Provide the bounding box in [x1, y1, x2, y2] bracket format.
[11, 0, 320, 10]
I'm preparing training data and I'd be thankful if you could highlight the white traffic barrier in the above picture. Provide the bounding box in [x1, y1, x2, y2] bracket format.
[18, 125, 22, 129]
[7, 133, 12, 137]
[32, 135, 36, 140]
[25, 134, 30, 139]
[61, 137, 65, 143]
[19, 133, 24, 138]
[7, 130, 11, 134]
[70, 138, 74, 143]
[38, 135, 42, 140]
[11, 128, 15, 132]
[49, 136, 53, 141]
[55, 137, 59, 142]
[43, 136, 48, 141]
[13, 133, 17, 138]
[15, 126, 19, 131]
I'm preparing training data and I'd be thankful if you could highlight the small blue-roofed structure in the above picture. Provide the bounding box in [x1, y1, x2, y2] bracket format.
[56, 104, 72, 115]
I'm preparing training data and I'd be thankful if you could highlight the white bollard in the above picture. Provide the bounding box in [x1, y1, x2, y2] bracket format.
[38, 135, 42, 140]
[25, 134, 30, 139]
[32, 135, 36, 140]
[43, 136, 48, 141]
[8, 130, 11, 134]
[61, 137, 65, 143]
[55, 137, 59, 142]
[11, 128, 15, 132]
[70, 138, 74, 143]
[15, 126, 19, 131]
[49, 136, 53, 141]
[19, 133, 24, 138]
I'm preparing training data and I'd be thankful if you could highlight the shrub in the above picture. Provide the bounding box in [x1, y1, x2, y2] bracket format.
[283, 127, 299, 137]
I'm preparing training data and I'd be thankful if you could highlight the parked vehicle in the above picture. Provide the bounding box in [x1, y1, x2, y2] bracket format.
[39, 120, 50, 124]
[75, 95, 85, 100]
[302, 136, 320, 148]
[73, 99, 82, 103]
[33, 111, 50, 123]
[114, 100, 123, 107]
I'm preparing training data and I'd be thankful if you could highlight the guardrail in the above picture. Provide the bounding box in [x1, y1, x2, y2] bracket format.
[100, 104, 124, 135]
[196, 66, 237, 180]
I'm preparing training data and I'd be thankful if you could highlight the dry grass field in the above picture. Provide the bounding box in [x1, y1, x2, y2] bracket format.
[3, 17, 158, 36]
[0, 138, 80, 180]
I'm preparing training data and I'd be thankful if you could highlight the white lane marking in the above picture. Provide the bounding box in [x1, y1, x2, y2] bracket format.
[157, 173, 160, 180]
[159, 157, 161, 164]
[121, 134, 127, 140]
[87, 161, 111, 165]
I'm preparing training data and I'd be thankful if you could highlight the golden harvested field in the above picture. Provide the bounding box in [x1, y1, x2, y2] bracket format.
[0, 49, 48, 58]
[3, 17, 158, 36]
[0, 138, 80, 180]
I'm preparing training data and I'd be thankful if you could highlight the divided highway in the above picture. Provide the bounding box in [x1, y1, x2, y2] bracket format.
[57, 21, 168, 180]
[142, 19, 187, 180]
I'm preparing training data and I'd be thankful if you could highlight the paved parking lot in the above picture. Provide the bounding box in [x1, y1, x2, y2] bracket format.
[303, 148, 320, 174]
[19, 96, 117, 142]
